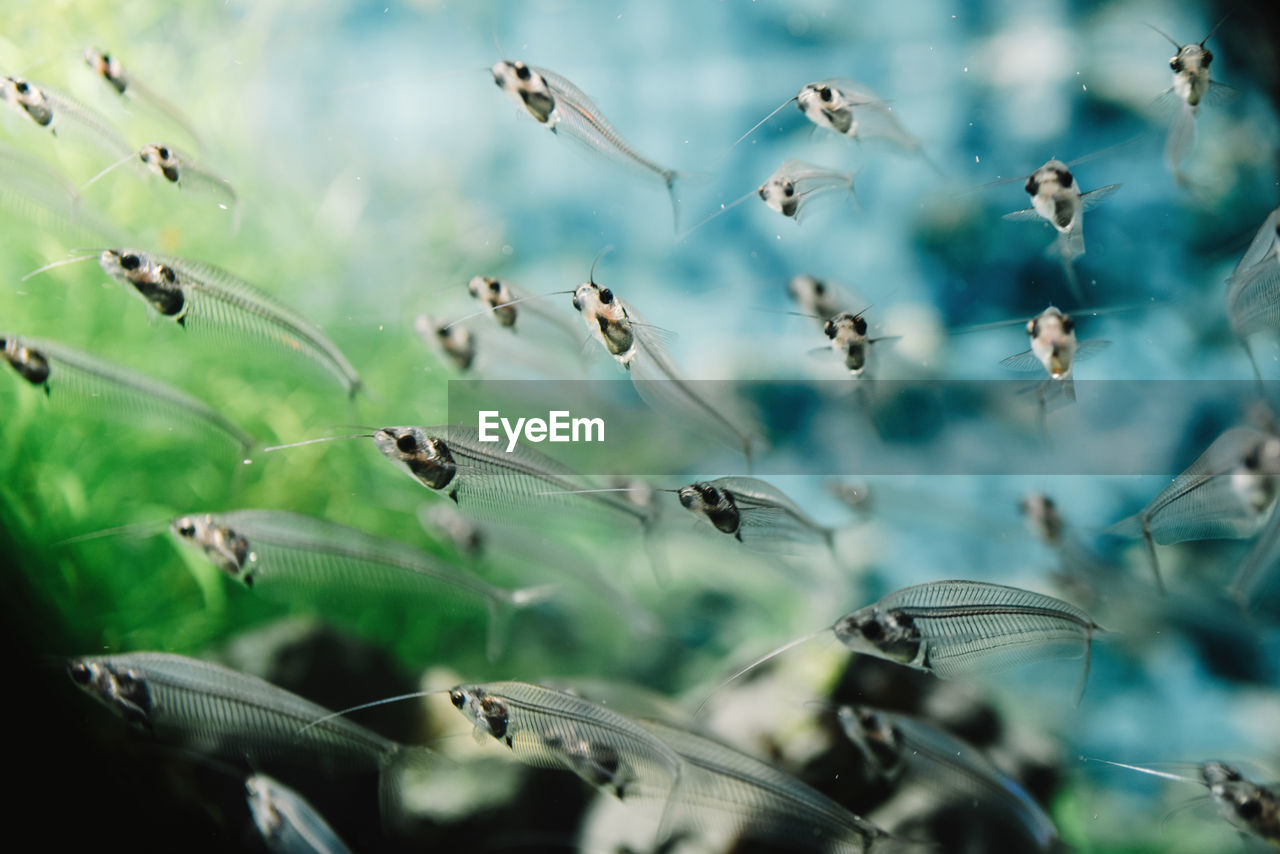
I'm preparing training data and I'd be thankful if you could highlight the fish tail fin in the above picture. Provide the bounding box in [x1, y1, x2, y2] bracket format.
[379, 745, 438, 832]
[1105, 513, 1143, 539]
[1165, 102, 1196, 174]
[664, 170, 681, 232]
[1143, 525, 1166, 595]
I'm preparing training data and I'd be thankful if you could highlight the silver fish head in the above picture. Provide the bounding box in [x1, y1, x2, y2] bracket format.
[1171, 44, 1213, 106]
[1202, 762, 1279, 840]
[787, 274, 837, 315]
[426, 319, 474, 371]
[468, 275, 516, 327]
[1028, 306, 1076, 378]
[139, 143, 181, 183]
[833, 606, 923, 665]
[170, 514, 253, 582]
[67, 656, 154, 727]
[1026, 161, 1079, 230]
[3, 76, 53, 126]
[758, 176, 799, 217]
[1020, 492, 1064, 547]
[572, 281, 634, 358]
[797, 81, 854, 135]
[84, 47, 127, 94]
[677, 481, 740, 535]
[835, 705, 903, 775]
[0, 337, 51, 387]
[99, 249, 187, 319]
[825, 313, 869, 374]
[244, 775, 285, 839]
[373, 426, 458, 492]
[492, 60, 556, 127]
[449, 685, 511, 745]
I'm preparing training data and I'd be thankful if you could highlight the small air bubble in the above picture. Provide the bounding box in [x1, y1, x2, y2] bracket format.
[963, 66, 968, 72]
[975, 156, 980, 164]
[242, 458, 252, 465]
[500, 244, 514, 256]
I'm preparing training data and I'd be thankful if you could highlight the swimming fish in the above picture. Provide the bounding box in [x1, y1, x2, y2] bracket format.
[0, 334, 253, 454]
[68, 652, 432, 818]
[82, 143, 237, 215]
[447, 681, 683, 803]
[707, 580, 1103, 708]
[1087, 758, 1279, 849]
[465, 274, 581, 345]
[1147, 21, 1230, 181]
[571, 267, 763, 466]
[491, 60, 683, 226]
[245, 774, 354, 854]
[1002, 162, 1120, 301]
[0, 74, 130, 156]
[414, 313, 475, 372]
[1226, 207, 1280, 381]
[820, 311, 901, 377]
[675, 476, 836, 554]
[637, 718, 892, 854]
[788, 274, 853, 323]
[84, 47, 201, 144]
[835, 704, 1059, 852]
[999, 306, 1110, 408]
[1109, 424, 1280, 593]
[169, 510, 554, 660]
[758, 159, 857, 221]
[27, 249, 363, 399]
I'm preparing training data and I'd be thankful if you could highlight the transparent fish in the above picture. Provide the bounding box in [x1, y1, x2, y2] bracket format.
[0, 333, 253, 454]
[465, 274, 581, 345]
[788, 274, 855, 323]
[758, 159, 857, 221]
[1020, 492, 1114, 601]
[28, 249, 363, 399]
[414, 313, 475, 372]
[572, 270, 763, 466]
[636, 718, 892, 854]
[836, 705, 1058, 852]
[246, 774, 353, 854]
[0, 142, 122, 244]
[1002, 161, 1121, 301]
[67, 652, 432, 818]
[711, 580, 1102, 706]
[447, 681, 684, 803]
[169, 510, 554, 660]
[82, 143, 238, 216]
[818, 311, 901, 378]
[675, 476, 836, 554]
[1109, 424, 1280, 593]
[491, 60, 683, 226]
[1226, 207, 1280, 381]
[999, 306, 1110, 412]
[1147, 22, 1231, 180]
[1087, 759, 1279, 849]
[0, 74, 130, 157]
[84, 47, 201, 145]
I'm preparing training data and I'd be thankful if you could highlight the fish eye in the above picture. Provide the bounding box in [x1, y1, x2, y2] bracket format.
[178, 523, 195, 537]
[1237, 797, 1262, 820]
[157, 146, 170, 159]
[824, 320, 836, 338]
[1024, 176, 1039, 195]
[14, 80, 28, 94]
[120, 253, 141, 270]
[757, 186, 768, 200]
[449, 690, 466, 708]
[1062, 316, 1075, 333]
[488, 280, 502, 293]
[68, 662, 91, 684]
[1058, 170, 1074, 189]
[514, 63, 531, 81]
[698, 485, 720, 503]
[571, 296, 582, 311]
[396, 432, 419, 453]
[818, 85, 833, 102]
[1203, 49, 1213, 65]
[1027, 319, 1038, 336]
[1170, 57, 1184, 71]
[854, 316, 867, 335]
[812, 280, 825, 294]
[782, 181, 795, 197]
[599, 288, 614, 304]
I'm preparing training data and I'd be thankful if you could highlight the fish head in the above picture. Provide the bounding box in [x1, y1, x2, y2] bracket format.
[468, 275, 516, 326]
[0, 337, 51, 387]
[758, 176, 799, 217]
[1019, 492, 1064, 547]
[67, 657, 154, 728]
[677, 481, 740, 535]
[139, 143, 181, 183]
[449, 685, 510, 745]
[833, 606, 923, 665]
[99, 249, 187, 318]
[1029, 307, 1076, 377]
[84, 48, 127, 93]
[170, 514, 253, 581]
[2, 76, 53, 126]
[492, 60, 556, 126]
[428, 320, 474, 371]
[1202, 763, 1279, 838]
[798, 81, 854, 135]
[788, 274, 837, 316]
[244, 775, 285, 839]
[835, 705, 904, 776]
[573, 281, 634, 357]
[1171, 44, 1213, 106]
[374, 426, 458, 491]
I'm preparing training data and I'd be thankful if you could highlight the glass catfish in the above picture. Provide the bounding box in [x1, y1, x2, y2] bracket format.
[491, 60, 685, 227]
